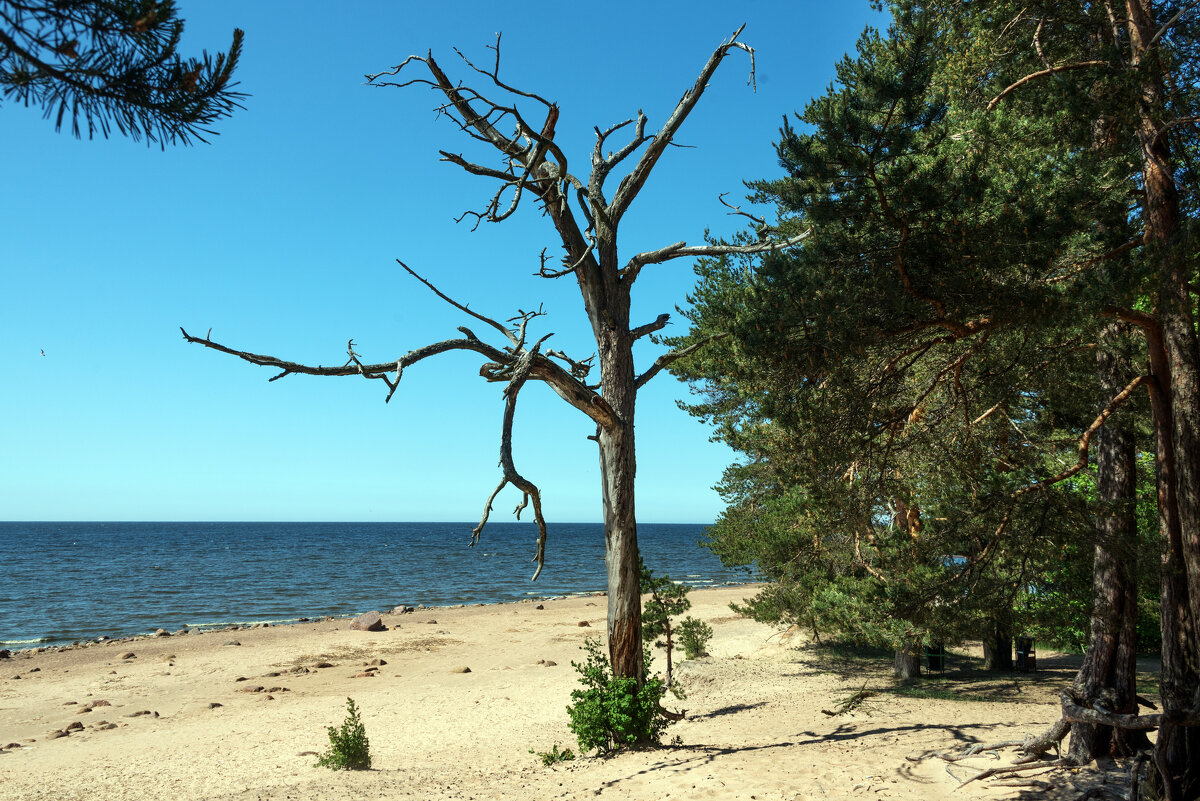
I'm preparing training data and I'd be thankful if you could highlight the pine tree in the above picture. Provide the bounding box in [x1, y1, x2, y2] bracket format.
[1, 0, 244, 145]
[676, 3, 1199, 794]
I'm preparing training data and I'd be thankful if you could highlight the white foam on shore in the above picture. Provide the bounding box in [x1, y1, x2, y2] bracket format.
[1, 637, 52, 645]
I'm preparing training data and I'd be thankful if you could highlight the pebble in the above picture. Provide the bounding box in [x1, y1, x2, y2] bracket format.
[119, 652, 135, 660]
[239, 685, 264, 693]
[313, 662, 334, 669]
[578, 621, 591, 627]
[450, 666, 472, 674]
[208, 702, 223, 709]
[223, 640, 241, 647]
[65, 722, 83, 732]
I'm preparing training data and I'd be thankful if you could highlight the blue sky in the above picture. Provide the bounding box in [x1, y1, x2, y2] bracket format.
[1, 1, 883, 523]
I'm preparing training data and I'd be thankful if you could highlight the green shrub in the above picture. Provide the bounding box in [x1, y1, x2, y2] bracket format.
[530, 743, 576, 765]
[566, 637, 669, 754]
[677, 617, 713, 659]
[315, 697, 371, 770]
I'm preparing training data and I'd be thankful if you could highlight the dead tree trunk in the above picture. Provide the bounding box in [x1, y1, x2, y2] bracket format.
[182, 28, 805, 691]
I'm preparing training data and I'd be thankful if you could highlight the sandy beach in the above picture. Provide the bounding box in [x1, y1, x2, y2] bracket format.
[0, 585, 1132, 800]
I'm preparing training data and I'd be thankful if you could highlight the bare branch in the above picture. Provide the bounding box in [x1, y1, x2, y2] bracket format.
[987, 61, 1110, 111]
[1015, 374, 1152, 495]
[396, 259, 517, 346]
[609, 25, 754, 222]
[1147, 1, 1199, 49]
[717, 192, 767, 227]
[622, 230, 810, 283]
[1043, 238, 1141, 284]
[631, 314, 670, 341]
[471, 338, 551, 579]
[635, 333, 727, 390]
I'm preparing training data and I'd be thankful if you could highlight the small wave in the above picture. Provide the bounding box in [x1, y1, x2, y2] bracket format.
[183, 616, 306, 629]
[1, 637, 52, 645]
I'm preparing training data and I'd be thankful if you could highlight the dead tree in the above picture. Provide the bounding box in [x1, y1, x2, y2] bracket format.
[182, 27, 804, 687]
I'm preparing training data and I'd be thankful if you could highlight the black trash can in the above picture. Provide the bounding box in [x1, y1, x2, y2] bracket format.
[926, 643, 946, 672]
[1015, 637, 1036, 672]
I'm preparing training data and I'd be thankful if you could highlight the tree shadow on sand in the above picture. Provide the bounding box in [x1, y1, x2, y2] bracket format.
[590, 721, 1013, 793]
[793, 640, 1082, 705]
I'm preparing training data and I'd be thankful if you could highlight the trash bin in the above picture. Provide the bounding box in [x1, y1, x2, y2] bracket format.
[1015, 637, 1036, 672]
[926, 643, 946, 672]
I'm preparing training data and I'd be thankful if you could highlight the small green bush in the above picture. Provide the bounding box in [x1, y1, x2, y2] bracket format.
[677, 617, 713, 659]
[315, 697, 371, 770]
[530, 743, 576, 765]
[567, 637, 668, 754]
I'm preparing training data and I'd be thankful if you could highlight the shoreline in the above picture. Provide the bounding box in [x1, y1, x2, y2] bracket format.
[2, 582, 760, 656]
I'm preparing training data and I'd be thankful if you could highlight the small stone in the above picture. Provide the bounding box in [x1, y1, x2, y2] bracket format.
[223, 640, 241, 647]
[47, 731, 66, 739]
[4, 743, 20, 749]
[119, 652, 135, 659]
[450, 666, 472, 674]
[266, 686, 287, 693]
[94, 723, 117, 731]
[367, 659, 387, 666]
[89, 700, 111, 708]
[542, 660, 557, 667]
[350, 611, 385, 632]
[262, 671, 280, 677]
[155, 629, 170, 637]
[208, 703, 223, 709]
[353, 672, 375, 678]
[234, 676, 248, 682]
[313, 661, 334, 669]
[577, 621, 591, 627]
[264, 695, 274, 700]
[239, 685, 264, 693]
[126, 710, 152, 717]
[425, 619, 437, 624]
[63, 701, 78, 706]
[65, 722, 83, 732]
[535, 604, 544, 610]
[10, 675, 19, 680]
[76, 707, 91, 714]
[298, 750, 319, 757]
[0, 649, 10, 659]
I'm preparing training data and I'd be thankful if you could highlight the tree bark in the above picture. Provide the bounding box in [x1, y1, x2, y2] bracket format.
[1068, 325, 1150, 763]
[1126, 3, 1200, 796]
[894, 642, 921, 680]
[983, 620, 1013, 671]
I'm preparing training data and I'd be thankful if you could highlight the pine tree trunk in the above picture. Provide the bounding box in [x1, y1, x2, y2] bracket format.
[894, 643, 921, 680]
[1068, 327, 1149, 762]
[983, 620, 1013, 671]
[1126, 3, 1200, 795]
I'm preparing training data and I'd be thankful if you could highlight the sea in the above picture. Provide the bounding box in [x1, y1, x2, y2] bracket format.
[0, 521, 752, 650]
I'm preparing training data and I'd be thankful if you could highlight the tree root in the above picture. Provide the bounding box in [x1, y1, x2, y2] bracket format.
[957, 758, 1065, 788]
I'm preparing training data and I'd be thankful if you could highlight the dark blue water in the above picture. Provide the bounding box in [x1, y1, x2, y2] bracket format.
[0, 522, 750, 649]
